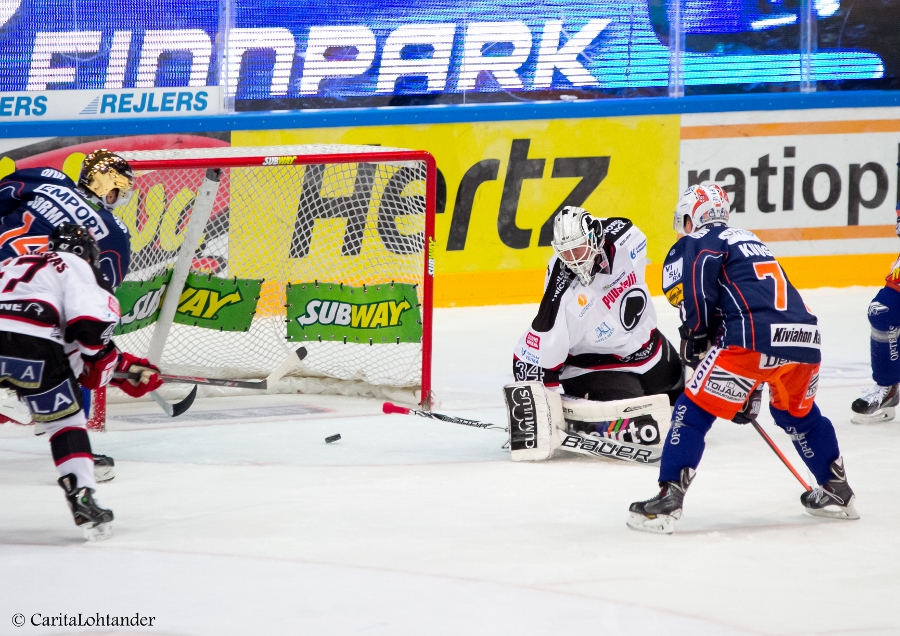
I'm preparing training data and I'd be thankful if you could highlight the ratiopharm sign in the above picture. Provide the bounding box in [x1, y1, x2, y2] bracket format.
[679, 107, 900, 289]
[680, 109, 900, 260]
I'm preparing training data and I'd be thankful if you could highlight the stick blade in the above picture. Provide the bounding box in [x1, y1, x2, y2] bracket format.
[171, 385, 198, 417]
[151, 386, 197, 418]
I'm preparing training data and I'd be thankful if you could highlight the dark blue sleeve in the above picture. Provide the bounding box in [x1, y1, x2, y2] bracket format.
[97, 215, 131, 288]
[661, 240, 686, 307]
[0, 168, 75, 218]
[681, 234, 725, 336]
[0, 170, 30, 217]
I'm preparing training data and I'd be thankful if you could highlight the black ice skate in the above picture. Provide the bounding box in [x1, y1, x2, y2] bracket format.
[800, 457, 860, 521]
[58, 473, 114, 541]
[851, 384, 899, 424]
[92, 453, 115, 482]
[627, 467, 695, 534]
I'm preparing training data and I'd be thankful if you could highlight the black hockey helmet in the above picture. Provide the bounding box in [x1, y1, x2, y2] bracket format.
[48, 223, 100, 265]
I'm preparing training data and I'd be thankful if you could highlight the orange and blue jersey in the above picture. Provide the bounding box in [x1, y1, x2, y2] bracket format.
[662, 224, 821, 365]
[0, 168, 131, 288]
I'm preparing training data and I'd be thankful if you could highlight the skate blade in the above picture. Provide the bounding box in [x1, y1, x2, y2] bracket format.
[83, 522, 113, 542]
[851, 407, 896, 425]
[93, 466, 115, 483]
[804, 497, 860, 521]
[626, 511, 677, 534]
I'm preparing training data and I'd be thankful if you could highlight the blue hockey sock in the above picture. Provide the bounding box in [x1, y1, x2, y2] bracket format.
[770, 404, 840, 485]
[658, 394, 716, 483]
[868, 286, 900, 386]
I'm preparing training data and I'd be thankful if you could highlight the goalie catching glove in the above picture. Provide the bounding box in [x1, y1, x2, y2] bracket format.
[80, 347, 162, 397]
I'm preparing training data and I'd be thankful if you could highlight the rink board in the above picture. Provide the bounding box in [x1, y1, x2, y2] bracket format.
[1, 95, 899, 305]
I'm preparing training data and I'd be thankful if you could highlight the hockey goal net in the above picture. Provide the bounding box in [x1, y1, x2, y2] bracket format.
[97, 145, 435, 419]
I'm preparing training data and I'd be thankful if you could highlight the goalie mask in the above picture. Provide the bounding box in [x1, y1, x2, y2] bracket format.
[79, 149, 134, 208]
[551, 206, 608, 286]
[48, 223, 100, 266]
[673, 184, 730, 233]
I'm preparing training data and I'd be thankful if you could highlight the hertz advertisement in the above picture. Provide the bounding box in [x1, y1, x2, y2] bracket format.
[234, 116, 680, 305]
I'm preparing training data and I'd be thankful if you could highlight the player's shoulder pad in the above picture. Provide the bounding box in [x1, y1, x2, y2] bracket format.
[532, 257, 575, 332]
[600, 217, 633, 243]
[9, 166, 73, 186]
[57, 251, 115, 294]
[661, 239, 686, 307]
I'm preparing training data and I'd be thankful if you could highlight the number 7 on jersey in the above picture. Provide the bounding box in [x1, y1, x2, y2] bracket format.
[753, 261, 787, 310]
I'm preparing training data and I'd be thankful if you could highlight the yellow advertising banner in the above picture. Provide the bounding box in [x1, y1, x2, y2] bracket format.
[234, 115, 679, 307]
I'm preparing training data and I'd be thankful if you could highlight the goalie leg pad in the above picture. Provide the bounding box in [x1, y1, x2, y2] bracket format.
[504, 382, 564, 461]
[557, 394, 672, 464]
[558, 429, 661, 463]
[561, 393, 672, 445]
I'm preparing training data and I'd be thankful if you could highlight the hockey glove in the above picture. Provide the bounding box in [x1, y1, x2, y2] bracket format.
[678, 325, 710, 368]
[732, 386, 763, 425]
[111, 352, 163, 398]
[79, 344, 119, 390]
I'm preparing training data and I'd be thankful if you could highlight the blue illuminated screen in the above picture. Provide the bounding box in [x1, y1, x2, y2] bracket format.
[0, 0, 891, 107]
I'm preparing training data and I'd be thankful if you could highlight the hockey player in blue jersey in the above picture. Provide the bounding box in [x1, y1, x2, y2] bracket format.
[627, 184, 858, 534]
[0, 150, 134, 479]
[0, 149, 133, 288]
[850, 202, 900, 423]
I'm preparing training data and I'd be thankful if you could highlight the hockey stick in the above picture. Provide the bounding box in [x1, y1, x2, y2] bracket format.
[382, 402, 508, 431]
[150, 387, 197, 418]
[751, 420, 812, 492]
[115, 347, 309, 391]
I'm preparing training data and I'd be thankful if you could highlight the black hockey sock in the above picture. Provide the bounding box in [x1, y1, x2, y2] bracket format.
[50, 427, 93, 466]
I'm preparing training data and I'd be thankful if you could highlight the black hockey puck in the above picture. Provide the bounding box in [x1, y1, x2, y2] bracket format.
[325, 434, 341, 444]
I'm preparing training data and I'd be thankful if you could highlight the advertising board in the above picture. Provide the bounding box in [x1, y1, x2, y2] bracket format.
[234, 115, 680, 305]
[0, 0, 891, 113]
[680, 107, 900, 287]
[0, 100, 899, 305]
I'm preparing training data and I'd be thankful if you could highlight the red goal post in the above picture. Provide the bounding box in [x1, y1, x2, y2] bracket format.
[91, 145, 436, 425]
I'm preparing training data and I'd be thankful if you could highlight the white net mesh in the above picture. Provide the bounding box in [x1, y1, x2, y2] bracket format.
[112, 145, 432, 396]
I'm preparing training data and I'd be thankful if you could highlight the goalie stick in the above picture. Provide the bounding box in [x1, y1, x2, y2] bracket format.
[382, 402, 508, 431]
[384, 401, 660, 464]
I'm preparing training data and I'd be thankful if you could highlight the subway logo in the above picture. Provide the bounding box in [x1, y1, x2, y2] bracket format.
[294, 299, 412, 329]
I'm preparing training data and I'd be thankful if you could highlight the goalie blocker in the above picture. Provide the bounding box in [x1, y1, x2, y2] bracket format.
[503, 381, 671, 464]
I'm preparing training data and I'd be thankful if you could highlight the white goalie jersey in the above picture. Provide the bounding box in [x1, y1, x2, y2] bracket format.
[513, 218, 660, 387]
[0, 250, 120, 361]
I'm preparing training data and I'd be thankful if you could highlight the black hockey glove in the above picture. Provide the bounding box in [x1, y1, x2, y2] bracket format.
[678, 324, 710, 368]
[732, 386, 763, 425]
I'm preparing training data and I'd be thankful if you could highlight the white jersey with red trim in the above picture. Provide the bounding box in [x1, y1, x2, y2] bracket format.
[513, 218, 659, 385]
[0, 251, 120, 360]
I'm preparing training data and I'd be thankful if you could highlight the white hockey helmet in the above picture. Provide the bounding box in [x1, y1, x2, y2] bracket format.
[551, 206, 608, 286]
[674, 184, 730, 232]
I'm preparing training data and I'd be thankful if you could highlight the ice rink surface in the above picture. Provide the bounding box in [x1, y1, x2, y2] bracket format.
[1, 287, 897, 635]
